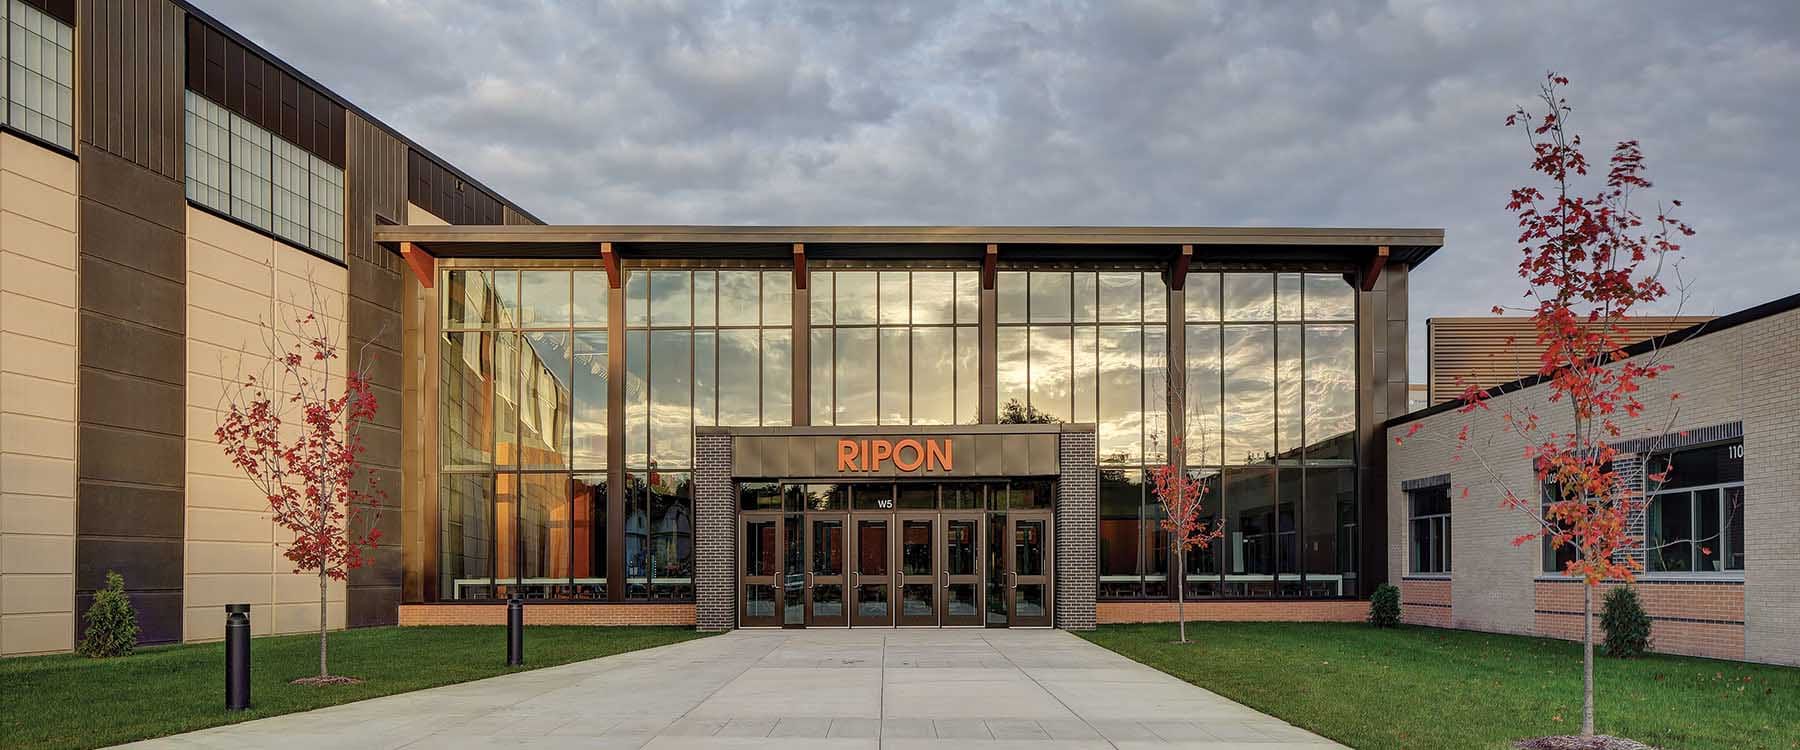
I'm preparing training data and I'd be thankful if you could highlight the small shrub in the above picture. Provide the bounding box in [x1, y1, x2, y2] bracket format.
[1369, 583, 1401, 628]
[1601, 585, 1652, 657]
[77, 571, 139, 658]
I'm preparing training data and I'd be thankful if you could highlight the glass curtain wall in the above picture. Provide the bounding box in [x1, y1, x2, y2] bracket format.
[810, 270, 980, 425]
[993, 270, 1171, 598]
[1181, 272, 1357, 598]
[438, 269, 607, 600]
[623, 269, 792, 599]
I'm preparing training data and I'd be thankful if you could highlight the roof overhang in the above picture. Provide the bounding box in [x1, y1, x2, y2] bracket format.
[374, 224, 1445, 268]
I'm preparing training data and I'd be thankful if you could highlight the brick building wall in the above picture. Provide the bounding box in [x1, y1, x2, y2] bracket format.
[692, 432, 736, 631]
[1398, 578, 1452, 627]
[1097, 600, 1364, 624]
[1534, 579, 1743, 661]
[1387, 298, 1800, 665]
[1055, 428, 1097, 630]
[398, 603, 694, 627]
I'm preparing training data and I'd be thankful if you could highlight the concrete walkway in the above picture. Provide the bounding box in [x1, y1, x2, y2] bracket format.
[119, 629, 1342, 749]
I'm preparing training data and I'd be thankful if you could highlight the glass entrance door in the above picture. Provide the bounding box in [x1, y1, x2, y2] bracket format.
[851, 516, 892, 626]
[940, 513, 983, 626]
[1008, 513, 1053, 627]
[806, 514, 847, 626]
[896, 514, 937, 626]
[740, 515, 782, 627]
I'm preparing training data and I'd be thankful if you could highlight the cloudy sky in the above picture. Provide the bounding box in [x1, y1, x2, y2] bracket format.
[195, 0, 1799, 381]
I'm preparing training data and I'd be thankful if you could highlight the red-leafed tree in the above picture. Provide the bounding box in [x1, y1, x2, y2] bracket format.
[1401, 73, 1693, 741]
[1150, 438, 1223, 644]
[215, 298, 384, 685]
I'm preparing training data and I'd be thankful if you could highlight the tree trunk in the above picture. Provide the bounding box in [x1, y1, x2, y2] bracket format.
[318, 568, 329, 679]
[1582, 583, 1595, 737]
[1176, 545, 1187, 643]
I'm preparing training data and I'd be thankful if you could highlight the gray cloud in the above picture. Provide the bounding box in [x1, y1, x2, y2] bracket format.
[196, 0, 1800, 381]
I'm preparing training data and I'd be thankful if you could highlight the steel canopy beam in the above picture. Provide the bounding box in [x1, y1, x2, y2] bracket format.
[1361, 245, 1390, 291]
[400, 242, 434, 289]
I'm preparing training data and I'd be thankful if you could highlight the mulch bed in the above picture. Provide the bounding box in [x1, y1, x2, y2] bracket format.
[1516, 736, 1656, 750]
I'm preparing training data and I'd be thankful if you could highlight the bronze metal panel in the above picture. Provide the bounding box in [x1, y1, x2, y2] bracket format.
[973, 434, 1005, 476]
[792, 286, 809, 425]
[606, 284, 625, 601]
[81, 0, 182, 178]
[1029, 434, 1058, 475]
[809, 436, 836, 477]
[710, 428, 1064, 479]
[979, 286, 996, 422]
[1000, 434, 1031, 476]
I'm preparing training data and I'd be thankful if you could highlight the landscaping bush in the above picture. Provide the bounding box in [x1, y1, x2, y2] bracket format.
[1368, 583, 1401, 627]
[77, 571, 139, 658]
[1601, 585, 1652, 657]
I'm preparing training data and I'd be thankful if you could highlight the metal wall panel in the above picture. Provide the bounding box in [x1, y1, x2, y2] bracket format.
[727, 430, 1058, 479]
[183, 14, 345, 167]
[1426, 313, 1712, 406]
[80, 0, 183, 179]
[344, 112, 409, 625]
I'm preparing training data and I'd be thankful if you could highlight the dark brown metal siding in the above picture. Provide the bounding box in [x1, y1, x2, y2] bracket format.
[80, 0, 182, 180]
[1355, 264, 1410, 598]
[183, 15, 345, 167]
[407, 147, 508, 225]
[345, 113, 409, 626]
[21, 0, 76, 25]
[76, 0, 188, 645]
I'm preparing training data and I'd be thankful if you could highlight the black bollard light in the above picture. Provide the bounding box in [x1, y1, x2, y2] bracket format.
[506, 596, 524, 666]
[225, 604, 251, 710]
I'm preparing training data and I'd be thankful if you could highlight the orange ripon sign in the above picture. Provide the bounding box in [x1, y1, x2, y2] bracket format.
[836, 438, 954, 473]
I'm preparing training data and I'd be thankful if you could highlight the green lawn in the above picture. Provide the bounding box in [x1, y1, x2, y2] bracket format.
[0, 625, 710, 750]
[1081, 622, 1800, 750]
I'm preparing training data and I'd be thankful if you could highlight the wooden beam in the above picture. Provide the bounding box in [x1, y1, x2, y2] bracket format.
[600, 242, 620, 289]
[792, 243, 807, 289]
[982, 244, 998, 290]
[1361, 245, 1390, 291]
[400, 242, 434, 289]
[1172, 244, 1193, 290]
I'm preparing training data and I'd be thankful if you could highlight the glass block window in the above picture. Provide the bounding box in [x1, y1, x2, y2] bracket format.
[4, 1, 74, 150]
[270, 139, 310, 246]
[308, 155, 345, 261]
[182, 88, 348, 263]
[184, 91, 231, 210]
[228, 115, 273, 231]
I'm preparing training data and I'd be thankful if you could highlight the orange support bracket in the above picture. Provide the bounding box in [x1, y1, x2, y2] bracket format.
[1171, 244, 1193, 290]
[601, 242, 620, 289]
[400, 242, 434, 289]
[982, 244, 998, 290]
[793, 243, 807, 289]
[1361, 245, 1390, 292]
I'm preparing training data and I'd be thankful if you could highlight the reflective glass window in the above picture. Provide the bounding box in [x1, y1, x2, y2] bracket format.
[1224, 273, 1274, 321]
[522, 269, 568, 325]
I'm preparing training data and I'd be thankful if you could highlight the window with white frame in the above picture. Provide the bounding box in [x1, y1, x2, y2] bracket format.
[1645, 441, 1745, 573]
[1408, 484, 1451, 574]
[270, 139, 310, 246]
[3, 0, 75, 150]
[229, 115, 274, 231]
[182, 89, 348, 262]
[308, 155, 344, 260]
[184, 91, 231, 208]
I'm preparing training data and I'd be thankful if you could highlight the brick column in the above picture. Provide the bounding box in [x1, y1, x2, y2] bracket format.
[1056, 428, 1098, 630]
[693, 432, 736, 630]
